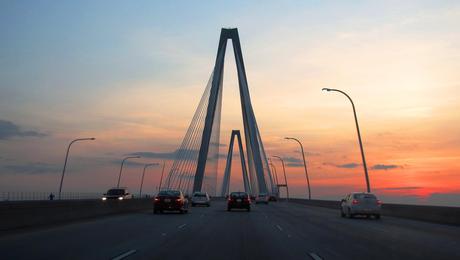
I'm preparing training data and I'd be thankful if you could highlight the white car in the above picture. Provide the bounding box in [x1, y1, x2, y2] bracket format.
[191, 191, 211, 207]
[340, 192, 382, 219]
[102, 188, 133, 201]
[255, 193, 269, 204]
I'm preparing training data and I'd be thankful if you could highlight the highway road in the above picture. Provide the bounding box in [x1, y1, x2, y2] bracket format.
[1, 200, 459, 260]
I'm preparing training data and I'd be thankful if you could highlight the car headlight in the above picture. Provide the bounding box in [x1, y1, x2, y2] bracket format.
[102, 197, 107, 201]
[118, 197, 123, 200]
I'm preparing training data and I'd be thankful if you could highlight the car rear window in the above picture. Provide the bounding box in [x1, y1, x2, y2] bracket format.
[194, 194, 207, 197]
[107, 189, 125, 195]
[230, 192, 248, 198]
[354, 193, 376, 200]
[158, 190, 180, 197]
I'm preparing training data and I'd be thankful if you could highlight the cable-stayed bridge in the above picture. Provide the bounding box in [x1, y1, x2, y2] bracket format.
[1, 28, 459, 260]
[165, 28, 275, 196]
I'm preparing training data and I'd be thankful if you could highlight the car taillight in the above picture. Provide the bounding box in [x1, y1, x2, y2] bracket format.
[352, 199, 359, 205]
[377, 200, 383, 205]
[176, 198, 182, 202]
[154, 197, 160, 202]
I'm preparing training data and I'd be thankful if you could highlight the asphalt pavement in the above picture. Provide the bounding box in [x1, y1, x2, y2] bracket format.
[1, 200, 459, 260]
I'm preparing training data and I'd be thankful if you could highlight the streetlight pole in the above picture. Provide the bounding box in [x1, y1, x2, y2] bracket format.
[139, 163, 157, 198]
[269, 160, 280, 196]
[273, 156, 290, 201]
[58, 137, 95, 200]
[285, 137, 311, 200]
[268, 158, 279, 186]
[158, 161, 166, 192]
[322, 88, 371, 193]
[117, 156, 141, 188]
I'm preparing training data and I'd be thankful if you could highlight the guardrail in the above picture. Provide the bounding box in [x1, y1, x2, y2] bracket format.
[289, 198, 460, 226]
[0, 198, 153, 232]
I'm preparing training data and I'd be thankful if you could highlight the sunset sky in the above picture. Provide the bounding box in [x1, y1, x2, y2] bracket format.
[1, 1, 459, 206]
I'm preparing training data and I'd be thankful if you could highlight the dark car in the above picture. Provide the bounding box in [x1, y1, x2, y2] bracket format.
[227, 192, 251, 212]
[268, 195, 277, 202]
[153, 190, 189, 214]
[102, 188, 133, 201]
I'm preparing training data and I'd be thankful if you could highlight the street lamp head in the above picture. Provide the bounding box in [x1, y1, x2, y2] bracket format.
[90, 138, 96, 140]
[284, 137, 291, 140]
[322, 88, 331, 92]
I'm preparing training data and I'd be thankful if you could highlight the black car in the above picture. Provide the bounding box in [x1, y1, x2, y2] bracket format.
[227, 192, 251, 212]
[269, 195, 277, 202]
[153, 190, 189, 214]
[101, 188, 133, 201]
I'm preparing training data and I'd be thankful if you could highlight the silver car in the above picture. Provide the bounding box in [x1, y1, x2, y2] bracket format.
[255, 193, 269, 204]
[191, 191, 211, 207]
[340, 192, 382, 219]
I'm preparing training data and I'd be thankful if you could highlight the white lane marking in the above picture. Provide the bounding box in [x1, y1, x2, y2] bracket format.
[308, 252, 323, 260]
[112, 249, 137, 260]
[178, 223, 187, 229]
[287, 234, 292, 238]
[200, 214, 205, 218]
[276, 224, 283, 231]
[161, 233, 167, 236]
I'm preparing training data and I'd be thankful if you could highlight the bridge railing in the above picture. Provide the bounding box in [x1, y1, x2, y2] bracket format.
[0, 192, 103, 201]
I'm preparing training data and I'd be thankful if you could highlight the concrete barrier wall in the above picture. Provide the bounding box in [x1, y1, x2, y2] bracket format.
[0, 199, 152, 232]
[290, 198, 460, 226]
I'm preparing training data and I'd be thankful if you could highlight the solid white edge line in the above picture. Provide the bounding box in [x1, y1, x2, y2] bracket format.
[308, 252, 323, 260]
[112, 249, 137, 260]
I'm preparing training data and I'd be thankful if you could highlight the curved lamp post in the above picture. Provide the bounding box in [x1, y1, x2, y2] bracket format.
[273, 155, 290, 201]
[139, 163, 157, 197]
[58, 137, 96, 200]
[117, 156, 141, 188]
[285, 137, 311, 200]
[322, 88, 371, 192]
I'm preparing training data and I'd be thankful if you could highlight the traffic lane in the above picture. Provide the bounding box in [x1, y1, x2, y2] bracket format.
[137, 200, 309, 259]
[264, 201, 460, 260]
[0, 205, 204, 260]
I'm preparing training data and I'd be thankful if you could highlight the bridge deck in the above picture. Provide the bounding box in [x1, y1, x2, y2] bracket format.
[1, 201, 459, 259]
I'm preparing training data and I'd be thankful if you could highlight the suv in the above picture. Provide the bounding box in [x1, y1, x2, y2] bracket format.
[340, 192, 382, 219]
[102, 188, 133, 201]
[227, 192, 251, 212]
[191, 191, 211, 207]
[153, 190, 189, 214]
[255, 193, 269, 204]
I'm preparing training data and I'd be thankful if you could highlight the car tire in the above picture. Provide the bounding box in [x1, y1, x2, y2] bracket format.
[153, 208, 157, 214]
[375, 214, 381, 220]
[347, 208, 353, 218]
[227, 207, 231, 212]
[340, 208, 345, 218]
[191, 203, 195, 207]
[247, 207, 251, 212]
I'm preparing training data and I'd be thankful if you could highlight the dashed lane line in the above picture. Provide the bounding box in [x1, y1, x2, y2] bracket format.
[178, 223, 187, 229]
[276, 224, 283, 231]
[112, 249, 137, 260]
[308, 252, 323, 260]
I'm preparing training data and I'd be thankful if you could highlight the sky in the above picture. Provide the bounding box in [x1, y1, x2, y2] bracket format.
[1, 0, 459, 206]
